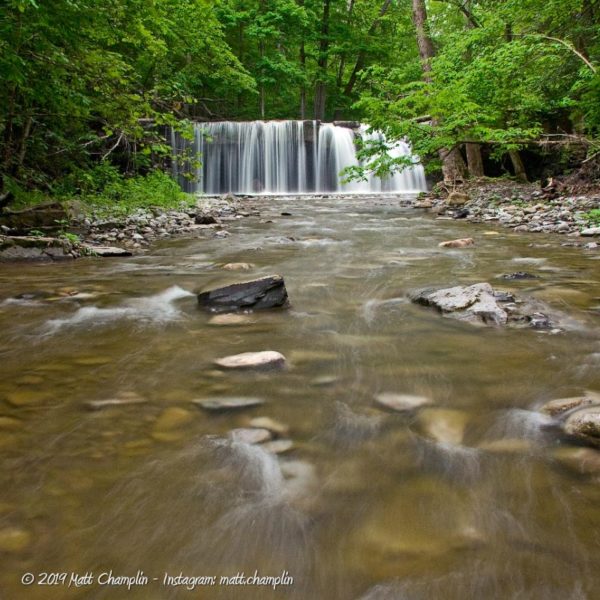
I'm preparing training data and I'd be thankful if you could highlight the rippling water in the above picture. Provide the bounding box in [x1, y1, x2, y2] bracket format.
[1, 195, 599, 599]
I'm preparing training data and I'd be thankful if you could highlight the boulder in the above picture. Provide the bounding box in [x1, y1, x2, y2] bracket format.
[438, 238, 474, 248]
[411, 283, 508, 326]
[214, 350, 287, 370]
[564, 408, 600, 447]
[197, 275, 289, 312]
[0, 235, 74, 262]
[446, 191, 470, 206]
[0, 202, 69, 234]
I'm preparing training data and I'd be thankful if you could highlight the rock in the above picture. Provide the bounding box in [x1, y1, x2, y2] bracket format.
[438, 237, 474, 248]
[416, 408, 469, 445]
[152, 407, 194, 442]
[446, 191, 470, 206]
[222, 262, 255, 271]
[261, 439, 294, 454]
[195, 214, 217, 225]
[229, 427, 272, 444]
[540, 393, 600, 417]
[86, 392, 147, 410]
[197, 275, 289, 312]
[248, 416, 289, 436]
[84, 245, 132, 257]
[581, 226, 600, 236]
[553, 446, 600, 475]
[193, 396, 265, 411]
[0, 201, 68, 233]
[478, 438, 533, 454]
[499, 272, 539, 280]
[411, 283, 508, 326]
[452, 208, 469, 219]
[214, 350, 287, 370]
[0, 527, 32, 553]
[564, 408, 600, 447]
[207, 313, 255, 326]
[528, 312, 554, 330]
[0, 235, 74, 261]
[5, 390, 49, 407]
[374, 393, 432, 412]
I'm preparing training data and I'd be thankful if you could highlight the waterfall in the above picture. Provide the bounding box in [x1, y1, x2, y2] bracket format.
[171, 120, 427, 195]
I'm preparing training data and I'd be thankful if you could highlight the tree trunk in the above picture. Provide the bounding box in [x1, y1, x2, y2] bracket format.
[342, 0, 392, 98]
[412, 0, 466, 183]
[314, 0, 331, 120]
[509, 150, 528, 182]
[466, 142, 484, 177]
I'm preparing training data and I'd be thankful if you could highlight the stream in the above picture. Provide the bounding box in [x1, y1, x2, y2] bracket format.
[1, 195, 600, 599]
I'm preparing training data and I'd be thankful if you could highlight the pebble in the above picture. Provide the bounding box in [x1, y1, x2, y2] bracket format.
[193, 396, 264, 411]
[229, 427, 272, 444]
[374, 392, 432, 412]
[214, 350, 287, 370]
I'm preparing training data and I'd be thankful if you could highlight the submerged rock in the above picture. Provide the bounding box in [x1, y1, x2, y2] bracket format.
[499, 271, 539, 280]
[222, 262, 254, 271]
[229, 427, 272, 444]
[553, 446, 600, 475]
[207, 313, 256, 326]
[248, 416, 289, 436]
[261, 439, 294, 454]
[84, 245, 132, 257]
[197, 275, 289, 312]
[214, 350, 287, 370]
[375, 392, 432, 412]
[193, 396, 264, 411]
[0, 527, 32, 553]
[411, 283, 508, 326]
[438, 237, 474, 248]
[416, 408, 469, 445]
[86, 392, 146, 410]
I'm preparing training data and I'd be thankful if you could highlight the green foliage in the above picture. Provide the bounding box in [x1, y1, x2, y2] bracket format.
[583, 208, 600, 227]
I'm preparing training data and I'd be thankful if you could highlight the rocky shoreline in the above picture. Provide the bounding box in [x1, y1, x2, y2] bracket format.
[1, 181, 600, 261]
[416, 179, 600, 248]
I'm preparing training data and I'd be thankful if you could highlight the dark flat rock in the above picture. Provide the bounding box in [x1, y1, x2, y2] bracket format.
[198, 275, 289, 312]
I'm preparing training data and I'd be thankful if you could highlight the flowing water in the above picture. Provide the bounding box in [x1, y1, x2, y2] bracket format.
[1, 195, 600, 599]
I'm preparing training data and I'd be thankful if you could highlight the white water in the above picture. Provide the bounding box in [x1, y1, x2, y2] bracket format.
[171, 120, 427, 195]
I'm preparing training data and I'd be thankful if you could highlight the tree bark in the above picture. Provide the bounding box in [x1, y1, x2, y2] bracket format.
[412, 0, 466, 183]
[509, 150, 528, 182]
[465, 142, 484, 177]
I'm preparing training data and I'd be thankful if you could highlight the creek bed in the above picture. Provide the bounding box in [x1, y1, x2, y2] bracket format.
[1, 195, 599, 599]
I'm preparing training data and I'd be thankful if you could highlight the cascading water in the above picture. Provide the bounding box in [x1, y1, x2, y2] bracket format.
[171, 120, 427, 195]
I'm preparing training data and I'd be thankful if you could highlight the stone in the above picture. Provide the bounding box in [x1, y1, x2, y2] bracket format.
[222, 262, 255, 271]
[207, 313, 255, 326]
[214, 350, 286, 370]
[374, 393, 431, 412]
[499, 271, 539, 280]
[539, 393, 600, 417]
[261, 439, 294, 454]
[195, 214, 217, 225]
[478, 438, 533, 454]
[438, 238, 474, 248]
[411, 283, 508, 326]
[152, 407, 194, 442]
[564, 408, 600, 447]
[0, 416, 22, 429]
[0, 202, 68, 233]
[0, 527, 31, 553]
[446, 191, 470, 206]
[581, 226, 600, 236]
[229, 427, 272, 444]
[416, 408, 469, 445]
[193, 396, 264, 411]
[248, 416, 289, 436]
[5, 390, 49, 407]
[84, 245, 132, 257]
[86, 392, 147, 410]
[197, 275, 289, 312]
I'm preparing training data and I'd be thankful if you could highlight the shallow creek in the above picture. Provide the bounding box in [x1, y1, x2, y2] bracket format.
[1, 195, 600, 599]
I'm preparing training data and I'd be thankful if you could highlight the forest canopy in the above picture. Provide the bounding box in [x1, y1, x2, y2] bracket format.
[1, 0, 599, 201]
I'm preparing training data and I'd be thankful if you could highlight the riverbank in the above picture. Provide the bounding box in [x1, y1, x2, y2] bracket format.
[418, 179, 600, 247]
[1, 181, 600, 261]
